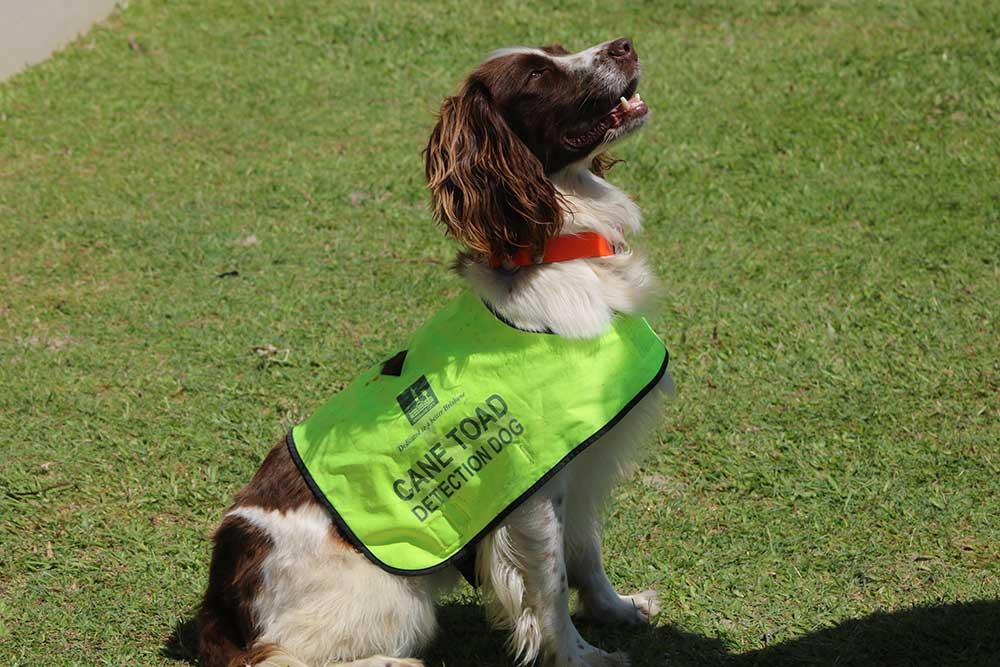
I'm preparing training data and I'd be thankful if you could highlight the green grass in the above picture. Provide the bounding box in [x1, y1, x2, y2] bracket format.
[1, 0, 998, 665]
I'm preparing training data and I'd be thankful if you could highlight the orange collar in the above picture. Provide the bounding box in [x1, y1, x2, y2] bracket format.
[489, 232, 617, 269]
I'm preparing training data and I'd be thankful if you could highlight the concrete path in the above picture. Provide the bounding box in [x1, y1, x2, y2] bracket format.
[1, 0, 119, 80]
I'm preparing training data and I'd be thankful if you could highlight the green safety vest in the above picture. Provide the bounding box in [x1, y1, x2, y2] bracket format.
[288, 290, 668, 575]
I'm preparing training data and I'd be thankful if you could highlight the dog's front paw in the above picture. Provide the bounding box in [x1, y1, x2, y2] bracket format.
[620, 589, 660, 624]
[578, 589, 661, 626]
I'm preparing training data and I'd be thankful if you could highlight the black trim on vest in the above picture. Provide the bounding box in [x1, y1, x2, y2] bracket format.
[286, 345, 670, 579]
[482, 300, 555, 335]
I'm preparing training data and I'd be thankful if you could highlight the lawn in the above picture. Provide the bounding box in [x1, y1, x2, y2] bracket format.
[1, 1, 998, 665]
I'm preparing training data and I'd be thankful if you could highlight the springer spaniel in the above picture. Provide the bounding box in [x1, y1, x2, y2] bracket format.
[199, 37, 671, 667]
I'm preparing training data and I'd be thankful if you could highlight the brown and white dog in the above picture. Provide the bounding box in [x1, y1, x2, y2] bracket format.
[199, 38, 672, 667]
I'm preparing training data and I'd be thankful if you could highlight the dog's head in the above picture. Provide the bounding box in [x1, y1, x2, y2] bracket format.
[425, 38, 648, 259]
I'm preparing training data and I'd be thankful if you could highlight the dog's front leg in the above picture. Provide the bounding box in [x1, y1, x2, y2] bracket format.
[478, 479, 628, 667]
[565, 514, 660, 625]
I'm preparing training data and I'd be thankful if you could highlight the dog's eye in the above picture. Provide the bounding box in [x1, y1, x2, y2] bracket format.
[528, 68, 547, 80]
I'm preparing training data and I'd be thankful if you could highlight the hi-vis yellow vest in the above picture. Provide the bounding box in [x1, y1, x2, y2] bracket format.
[288, 290, 668, 575]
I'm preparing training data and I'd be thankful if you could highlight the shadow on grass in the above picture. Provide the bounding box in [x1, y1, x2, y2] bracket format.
[163, 599, 1000, 666]
[162, 614, 199, 666]
[731, 599, 1000, 667]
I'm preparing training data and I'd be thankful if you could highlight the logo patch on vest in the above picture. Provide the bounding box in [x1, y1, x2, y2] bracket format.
[397, 375, 438, 425]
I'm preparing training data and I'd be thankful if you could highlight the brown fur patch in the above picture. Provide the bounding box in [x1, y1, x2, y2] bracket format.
[232, 435, 316, 512]
[199, 514, 272, 667]
[199, 437, 354, 666]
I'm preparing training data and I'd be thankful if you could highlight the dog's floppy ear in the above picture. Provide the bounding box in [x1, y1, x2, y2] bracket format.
[424, 80, 564, 260]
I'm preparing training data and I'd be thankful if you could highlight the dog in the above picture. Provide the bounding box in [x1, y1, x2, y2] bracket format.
[199, 37, 672, 667]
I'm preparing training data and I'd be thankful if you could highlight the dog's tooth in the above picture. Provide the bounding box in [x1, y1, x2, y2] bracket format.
[619, 96, 629, 110]
[634, 93, 642, 103]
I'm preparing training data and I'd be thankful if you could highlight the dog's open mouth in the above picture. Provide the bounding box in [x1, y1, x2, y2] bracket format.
[565, 83, 649, 150]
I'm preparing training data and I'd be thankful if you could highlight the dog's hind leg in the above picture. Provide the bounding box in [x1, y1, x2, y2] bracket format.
[226, 504, 449, 667]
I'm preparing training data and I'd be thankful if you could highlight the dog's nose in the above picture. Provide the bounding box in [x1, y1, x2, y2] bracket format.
[607, 37, 636, 62]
